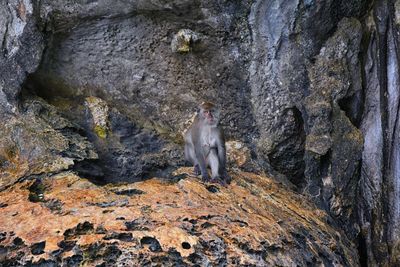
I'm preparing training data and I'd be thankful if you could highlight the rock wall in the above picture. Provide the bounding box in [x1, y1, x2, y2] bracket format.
[249, 3, 365, 240]
[1, 0, 400, 265]
[359, 0, 400, 265]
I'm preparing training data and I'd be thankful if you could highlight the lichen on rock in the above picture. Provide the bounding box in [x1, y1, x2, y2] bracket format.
[0, 169, 359, 266]
[171, 29, 201, 53]
[85, 96, 110, 139]
[226, 140, 255, 170]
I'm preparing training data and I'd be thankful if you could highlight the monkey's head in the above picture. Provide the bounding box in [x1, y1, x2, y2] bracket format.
[199, 102, 220, 126]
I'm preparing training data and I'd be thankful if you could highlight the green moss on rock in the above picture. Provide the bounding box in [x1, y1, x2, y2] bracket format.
[94, 125, 107, 139]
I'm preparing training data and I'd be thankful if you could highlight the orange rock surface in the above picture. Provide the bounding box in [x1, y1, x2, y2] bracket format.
[0, 168, 358, 266]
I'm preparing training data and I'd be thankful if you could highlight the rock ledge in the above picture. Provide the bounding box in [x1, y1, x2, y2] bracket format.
[0, 168, 358, 266]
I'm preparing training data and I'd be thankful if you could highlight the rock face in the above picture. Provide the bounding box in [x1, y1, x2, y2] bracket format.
[0, 0, 44, 113]
[0, 95, 97, 191]
[33, 0, 255, 143]
[0, 169, 358, 266]
[1, 0, 400, 265]
[358, 1, 400, 266]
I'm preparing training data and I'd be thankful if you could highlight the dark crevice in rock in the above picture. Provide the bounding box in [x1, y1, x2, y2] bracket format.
[112, 188, 145, 196]
[103, 232, 133, 242]
[64, 221, 94, 239]
[0, 232, 6, 243]
[140, 165, 182, 182]
[28, 179, 46, 203]
[25, 74, 182, 184]
[30, 241, 45, 255]
[140, 236, 162, 252]
[206, 185, 220, 193]
[27, 259, 58, 267]
[71, 159, 105, 185]
[357, 233, 368, 267]
[338, 91, 363, 127]
[181, 242, 191, 250]
[57, 240, 76, 252]
[320, 150, 331, 181]
[200, 222, 214, 229]
[13, 237, 24, 246]
[125, 219, 150, 231]
[63, 254, 83, 267]
[267, 107, 306, 187]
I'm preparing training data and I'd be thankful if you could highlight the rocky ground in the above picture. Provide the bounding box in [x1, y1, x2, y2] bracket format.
[0, 168, 358, 266]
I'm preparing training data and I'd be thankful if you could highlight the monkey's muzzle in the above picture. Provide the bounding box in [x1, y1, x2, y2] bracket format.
[204, 111, 214, 123]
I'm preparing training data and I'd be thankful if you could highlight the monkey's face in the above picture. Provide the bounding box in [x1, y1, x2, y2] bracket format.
[200, 107, 220, 126]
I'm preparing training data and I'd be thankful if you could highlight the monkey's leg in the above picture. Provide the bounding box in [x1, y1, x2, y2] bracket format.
[184, 144, 194, 164]
[193, 164, 201, 176]
[195, 150, 210, 181]
[207, 149, 220, 181]
[185, 144, 199, 172]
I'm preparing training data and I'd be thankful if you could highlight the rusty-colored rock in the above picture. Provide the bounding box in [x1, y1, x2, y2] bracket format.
[0, 168, 358, 266]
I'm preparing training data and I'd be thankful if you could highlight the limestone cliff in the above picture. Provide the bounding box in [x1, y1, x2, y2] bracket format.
[1, 0, 400, 265]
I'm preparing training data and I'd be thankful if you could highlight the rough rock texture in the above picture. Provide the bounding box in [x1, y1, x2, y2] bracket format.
[1, 0, 400, 265]
[45, 95, 184, 184]
[249, 0, 366, 185]
[0, 169, 358, 266]
[0, 0, 44, 112]
[249, 1, 367, 256]
[25, 0, 256, 183]
[32, 0, 255, 143]
[303, 18, 364, 239]
[0, 96, 97, 190]
[358, 1, 400, 266]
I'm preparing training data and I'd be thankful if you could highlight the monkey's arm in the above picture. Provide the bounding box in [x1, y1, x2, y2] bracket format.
[183, 129, 192, 163]
[215, 128, 227, 172]
[194, 143, 209, 181]
[192, 127, 209, 181]
[216, 129, 230, 184]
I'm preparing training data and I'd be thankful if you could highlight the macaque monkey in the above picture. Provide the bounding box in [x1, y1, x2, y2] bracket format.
[184, 102, 231, 185]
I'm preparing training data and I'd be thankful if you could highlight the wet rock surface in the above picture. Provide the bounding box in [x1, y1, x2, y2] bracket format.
[0, 169, 358, 266]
